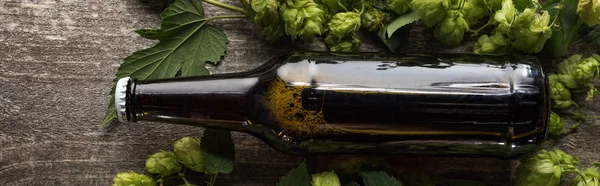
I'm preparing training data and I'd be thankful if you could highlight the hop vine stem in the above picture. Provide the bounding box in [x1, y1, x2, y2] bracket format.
[202, 0, 248, 15]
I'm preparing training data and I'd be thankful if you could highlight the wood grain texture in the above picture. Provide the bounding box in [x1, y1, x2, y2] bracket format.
[0, 0, 598, 185]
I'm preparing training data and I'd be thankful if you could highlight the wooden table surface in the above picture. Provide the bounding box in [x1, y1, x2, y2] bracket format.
[1, 0, 599, 185]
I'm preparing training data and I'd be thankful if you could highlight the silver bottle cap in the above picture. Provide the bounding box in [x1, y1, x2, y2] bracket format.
[115, 77, 131, 123]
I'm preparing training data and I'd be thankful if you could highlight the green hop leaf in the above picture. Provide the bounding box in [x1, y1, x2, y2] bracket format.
[571, 167, 600, 186]
[112, 171, 156, 186]
[516, 149, 579, 186]
[320, 0, 344, 14]
[548, 112, 565, 137]
[577, 0, 600, 26]
[360, 171, 403, 186]
[494, 0, 516, 35]
[251, 0, 285, 42]
[549, 73, 578, 109]
[473, 32, 508, 54]
[512, 11, 553, 54]
[174, 136, 205, 173]
[434, 10, 469, 46]
[277, 161, 311, 186]
[328, 12, 362, 42]
[281, 0, 326, 42]
[311, 171, 341, 186]
[485, 0, 503, 10]
[361, 8, 389, 31]
[201, 129, 235, 175]
[329, 36, 361, 52]
[100, 0, 226, 126]
[387, 0, 411, 15]
[461, 0, 488, 26]
[145, 151, 182, 177]
[411, 0, 451, 27]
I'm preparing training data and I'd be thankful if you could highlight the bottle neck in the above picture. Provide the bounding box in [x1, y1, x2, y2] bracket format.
[126, 77, 260, 125]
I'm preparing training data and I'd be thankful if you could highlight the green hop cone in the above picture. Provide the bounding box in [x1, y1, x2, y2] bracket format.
[411, 0, 451, 27]
[312, 171, 341, 186]
[516, 149, 579, 186]
[577, 0, 600, 26]
[549, 73, 578, 109]
[281, 0, 326, 42]
[571, 167, 600, 186]
[512, 11, 553, 54]
[548, 112, 565, 137]
[558, 54, 600, 100]
[461, 0, 488, 26]
[387, 0, 411, 15]
[173, 137, 205, 173]
[112, 171, 156, 186]
[473, 32, 507, 54]
[434, 10, 469, 46]
[361, 8, 388, 31]
[328, 12, 362, 42]
[145, 151, 182, 177]
[250, 0, 285, 42]
[329, 36, 360, 52]
[493, 0, 516, 35]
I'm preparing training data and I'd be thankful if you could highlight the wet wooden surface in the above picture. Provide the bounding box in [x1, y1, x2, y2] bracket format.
[0, 0, 598, 185]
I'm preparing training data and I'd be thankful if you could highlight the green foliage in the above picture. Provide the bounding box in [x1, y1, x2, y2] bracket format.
[571, 167, 600, 186]
[360, 171, 403, 186]
[201, 129, 235, 175]
[385, 10, 421, 38]
[411, 0, 450, 28]
[281, 0, 327, 42]
[473, 32, 508, 54]
[112, 171, 156, 186]
[386, 0, 411, 15]
[516, 149, 579, 186]
[174, 137, 205, 172]
[277, 161, 311, 186]
[434, 10, 469, 46]
[146, 151, 183, 177]
[576, 0, 600, 26]
[100, 0, 226, 126]
[311, 171, 342, 186]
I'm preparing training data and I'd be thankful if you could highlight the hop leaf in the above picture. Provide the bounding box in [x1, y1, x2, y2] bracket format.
[577, 0, 600, 26]
[329, 36, 361, 52]
[361, 8, 389, 31]
[571, 167, 600, 186]
[549, 73, 578, 109]
[174, 137, 205, 173]
[461, 0, 488, 26]
[145, 151, 182, 177]
[281, 0, 326, 42]
[387, 0, 411, 15]
[473, 32, 508, 54]
[516, 149, 579, 186]
[434, 10, 469, 46]
[328, 11, 362, 42]
[251, 0, 285, 41]
[411, 0, 451, 27]
[311, 171, 341, 186]
[485, 0, 503, 10]
[512, 11, 553, 54]
[549, 112, 565, 137]
[112, 171, 156, 186]
[320, 0, 345, 14]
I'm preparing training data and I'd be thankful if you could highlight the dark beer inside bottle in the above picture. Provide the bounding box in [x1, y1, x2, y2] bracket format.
[129, 52, 548, 158]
